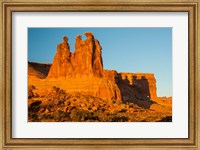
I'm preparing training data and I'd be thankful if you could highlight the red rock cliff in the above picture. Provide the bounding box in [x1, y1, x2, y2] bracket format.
[103, 70, 157, 101]
[118, 73, 157, 101]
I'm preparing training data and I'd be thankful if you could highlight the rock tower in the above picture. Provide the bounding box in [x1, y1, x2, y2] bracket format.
[47, 32, 103, 78]
[45, 32, 157, 102]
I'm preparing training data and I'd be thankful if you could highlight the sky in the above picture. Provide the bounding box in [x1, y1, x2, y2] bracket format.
[28, 28, 172, 97]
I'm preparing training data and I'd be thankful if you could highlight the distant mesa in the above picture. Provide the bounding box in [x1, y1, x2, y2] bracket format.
[28, 61, 51, 79]
[28, 32, 157, 103]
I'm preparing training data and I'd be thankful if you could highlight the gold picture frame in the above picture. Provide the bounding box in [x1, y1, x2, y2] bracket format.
[0, 0, 199, 149]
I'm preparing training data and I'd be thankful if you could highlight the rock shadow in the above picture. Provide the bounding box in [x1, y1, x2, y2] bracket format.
[116, 74, 155, 109]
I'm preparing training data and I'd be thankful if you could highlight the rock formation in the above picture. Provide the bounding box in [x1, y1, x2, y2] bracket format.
[31, 32, 157, 102]
[46, 33, 120, 100]
[103, 70, 157, 102]
[28, 33, 172, 122]
[118, 72, 157, 101]
[96, 79, 121, 102]
[47, 32, 103, 78]
[47, 36, 74, 78]
[72, 33, 103, 77]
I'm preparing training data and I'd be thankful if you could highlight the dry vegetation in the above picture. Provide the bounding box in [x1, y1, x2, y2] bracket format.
[28, 85, 172, 122]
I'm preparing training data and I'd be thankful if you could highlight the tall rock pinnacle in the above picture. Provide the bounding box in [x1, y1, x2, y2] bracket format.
[47, 32, 103, 78]
[47, 36, 74, 78]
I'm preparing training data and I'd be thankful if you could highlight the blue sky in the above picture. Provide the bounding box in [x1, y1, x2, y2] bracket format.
[28, 28, 172, 97]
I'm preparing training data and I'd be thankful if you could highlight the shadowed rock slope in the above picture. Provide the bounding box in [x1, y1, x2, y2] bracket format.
[28, 62, 51, 79]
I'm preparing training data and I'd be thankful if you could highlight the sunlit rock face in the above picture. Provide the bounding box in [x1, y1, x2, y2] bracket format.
[47, 32, 103, 78]
[46, 33, 120, 101]
[34, 32, 157, 102]
[28, 32, 172, 122]
[47, 36, 73, 78]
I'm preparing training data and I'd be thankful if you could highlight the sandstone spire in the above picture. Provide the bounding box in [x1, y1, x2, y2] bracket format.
[47, 36, 74, 78]
[47, 32, 103, 78]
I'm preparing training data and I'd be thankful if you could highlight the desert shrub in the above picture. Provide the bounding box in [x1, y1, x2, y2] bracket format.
[29, 100, 41, 112]
[70, 109, 89, 121]
[110, 110, 119, 115]
[119, 109, 127, 113]
[28, 85, 37, 98]
[110, 116, 128, 122]
[42, 113, 51, 119]
[156, 116, 172, 122]
[52, 86, 59, 92]
[52, 86, 66, 94]
[58, 99, 65, 105]
[53, 110, 70, 122]
[28, 112, 40, 122]
[45, 103, 53, 110]
[69, 109, 99, 122]
[48, 86, 68, 102]
[29, 85, 36, 91]
[69, 109, 80, 121]
[84, 112, 99, 121]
